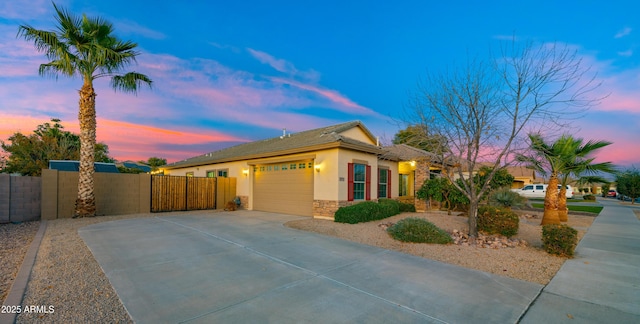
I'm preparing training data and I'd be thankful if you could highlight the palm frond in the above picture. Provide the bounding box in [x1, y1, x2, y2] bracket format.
[110, 72, 153, 94]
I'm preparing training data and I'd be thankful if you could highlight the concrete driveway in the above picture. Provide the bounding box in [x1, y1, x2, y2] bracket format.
[79, 210, 542, 323]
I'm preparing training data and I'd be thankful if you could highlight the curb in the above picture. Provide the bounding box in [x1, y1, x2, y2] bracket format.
[0, 220, 47, 324]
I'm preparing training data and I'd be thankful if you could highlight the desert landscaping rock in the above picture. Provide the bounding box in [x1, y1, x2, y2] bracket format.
[0, 221, 40, 303]
[286, 210, 594, 285]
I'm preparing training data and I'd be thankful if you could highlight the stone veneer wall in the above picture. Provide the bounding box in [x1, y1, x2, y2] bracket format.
[414, 157, 430, 212]
[312, 200, 365, 219]
[237, 195, 249, 209]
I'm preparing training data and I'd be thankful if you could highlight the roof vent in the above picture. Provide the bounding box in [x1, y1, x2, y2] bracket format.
[280, 128, 287, 139]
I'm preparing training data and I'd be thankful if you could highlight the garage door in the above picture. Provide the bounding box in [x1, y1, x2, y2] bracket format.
[253, 160, 314, 216]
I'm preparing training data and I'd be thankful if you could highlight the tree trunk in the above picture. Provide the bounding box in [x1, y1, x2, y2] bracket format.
[75, 80, 97, 217]
[558, 186, 568, 222]
[541, 175, 561, 225]
[468, 199, 479, 238]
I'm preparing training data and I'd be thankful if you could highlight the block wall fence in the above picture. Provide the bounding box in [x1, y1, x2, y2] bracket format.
[0, 174, 41, 223]
[41, 169, 151, 220]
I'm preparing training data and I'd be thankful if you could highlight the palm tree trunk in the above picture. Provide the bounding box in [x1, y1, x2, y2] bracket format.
[541, 175, 561, 225]
[75, 80, 97, 217]
[558, 186, 568, 222]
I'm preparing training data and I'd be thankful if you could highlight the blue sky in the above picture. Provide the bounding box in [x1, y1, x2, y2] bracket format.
[1, 0, 638, 167]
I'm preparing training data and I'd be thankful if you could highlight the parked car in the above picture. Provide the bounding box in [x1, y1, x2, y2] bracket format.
[607, 190, 617, 198]
[511, 184, 574, 199]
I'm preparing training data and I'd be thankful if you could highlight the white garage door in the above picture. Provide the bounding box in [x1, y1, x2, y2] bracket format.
[253, 160, 314, 216]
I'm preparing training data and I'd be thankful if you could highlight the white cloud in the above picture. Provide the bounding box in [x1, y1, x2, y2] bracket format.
[247, 48, 320, 82]
[615, 27, 632, 38]
[617, 49, 633, 57]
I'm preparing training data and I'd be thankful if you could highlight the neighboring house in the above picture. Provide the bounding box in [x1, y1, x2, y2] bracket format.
[116, 161, 152, 173]
[162, 121, 437, 218]
[506, 166, 537, 189]
[49, 160, 119, 173]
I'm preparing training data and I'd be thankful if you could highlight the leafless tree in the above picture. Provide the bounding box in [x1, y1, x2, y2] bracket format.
[407, 41, 601, 237]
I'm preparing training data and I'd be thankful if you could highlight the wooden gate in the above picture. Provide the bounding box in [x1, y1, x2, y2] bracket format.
[151, 175, 235, 212]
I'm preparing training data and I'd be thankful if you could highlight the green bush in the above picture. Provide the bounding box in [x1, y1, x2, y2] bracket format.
[378, 198, 401, 215]
[477, 205, 519, 237]
[542, 224, 578, 257]
[399, 202, 416, 212]
[387, 218, 453, 244]
[583, 194, 596, 201]
[488, 188, 526, 209]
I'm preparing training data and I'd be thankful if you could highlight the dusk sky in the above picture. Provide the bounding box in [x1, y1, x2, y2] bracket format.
[1, 0, 639, 167]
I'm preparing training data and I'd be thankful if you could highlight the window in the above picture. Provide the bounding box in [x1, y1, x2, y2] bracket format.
[290, 163, 297, 170]
[348, 163, 370, 201]
[299, 163, 305, 169]
[399, 174, 409, 196]
[378, 168, 390, 198]
[186, 172, 194, 177]
[274, 165, 279, 171]
[353, 164, 365, 200]
[430, 169, 442, 180]
[282, 164, 288, 170]
[206, 169, 228, 177]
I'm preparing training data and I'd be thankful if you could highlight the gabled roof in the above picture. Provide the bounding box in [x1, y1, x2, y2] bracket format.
[382, 144, 439, 161]
[120, 161, 152, 173]
[164, 121, 386, 169]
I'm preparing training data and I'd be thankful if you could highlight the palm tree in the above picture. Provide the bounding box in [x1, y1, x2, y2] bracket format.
[516, 134, 574, 225]
[18, 3, 152, 217]
[557, 137, 614, 221]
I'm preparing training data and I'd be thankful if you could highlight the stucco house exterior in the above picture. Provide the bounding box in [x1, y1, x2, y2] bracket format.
[506, 166, 538, 189]
[161, 121, 440, 218]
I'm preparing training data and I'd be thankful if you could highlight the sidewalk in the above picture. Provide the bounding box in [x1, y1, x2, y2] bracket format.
[520, 199, 640, 323]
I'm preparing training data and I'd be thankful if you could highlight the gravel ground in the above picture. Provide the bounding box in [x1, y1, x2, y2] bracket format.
[286, 210, 595, 285]
[0, 221, 40, 303]
[3, 209, 594, 323]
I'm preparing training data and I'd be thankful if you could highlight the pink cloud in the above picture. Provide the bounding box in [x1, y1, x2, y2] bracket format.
[271, 77, 379, 116]
[0, 114, 249, 163]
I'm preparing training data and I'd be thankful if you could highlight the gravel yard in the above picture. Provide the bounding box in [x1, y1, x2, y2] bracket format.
[286, 210, 595, 285]
[2, 209, 594, 323]
[0, 221, 40, 303]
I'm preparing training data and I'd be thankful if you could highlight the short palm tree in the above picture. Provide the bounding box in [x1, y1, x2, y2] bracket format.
[517, 134, 574, 225]
[557, 137, 614, 221]
[18, 3, 152, 217]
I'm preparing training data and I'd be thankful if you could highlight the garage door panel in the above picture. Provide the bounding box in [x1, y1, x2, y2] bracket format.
[253, 161, 314, 216]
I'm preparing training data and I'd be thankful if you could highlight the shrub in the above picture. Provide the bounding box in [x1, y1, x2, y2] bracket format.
[542, 224, 578, 257]
[477, 205, 519, 237]
[583, 194, 596, 201]
[399, 202, 416, 212]
[387, 218, 453, 244]
[488, 188, 526, 209]
[378, 198, 401, 215]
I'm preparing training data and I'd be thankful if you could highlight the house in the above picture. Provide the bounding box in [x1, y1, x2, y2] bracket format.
[162, 121, 438, 218]
[49, 160, 120, 173]
[506, 166, 537, 189]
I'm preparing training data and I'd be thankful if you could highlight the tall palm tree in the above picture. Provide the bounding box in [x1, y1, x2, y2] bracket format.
[557, 137, 614, 221]
[18, 3, 152, 217]
[516, 134, 574, 225]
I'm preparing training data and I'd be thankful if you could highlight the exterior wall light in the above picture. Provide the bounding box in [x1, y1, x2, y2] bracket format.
[315, 165, 321, 172]
[410, 161, 416, 167]
[242, 169, 249, 176]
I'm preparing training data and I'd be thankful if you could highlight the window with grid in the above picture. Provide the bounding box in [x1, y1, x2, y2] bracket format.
[353, 164, 366, 200]
[378, 168, 388, 198]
